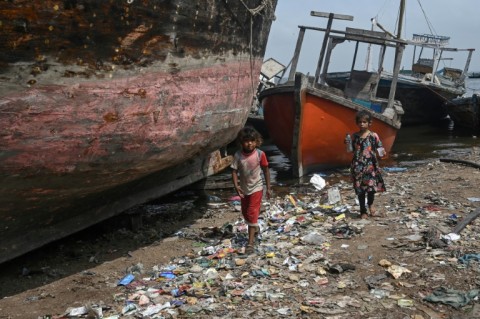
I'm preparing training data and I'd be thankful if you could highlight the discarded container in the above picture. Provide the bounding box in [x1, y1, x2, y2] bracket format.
[383, 167, 407, 172]
[68, 306, 88, 316]
[122, 303, 138, 315]
[370, 288, 390, 299]
[301, 232, 326, 245]
[310, 174, 326, 190]
[345, 134, 353, 152]
[377, 147, 386, 157]
[159, 272, 176, 280]
[305, 297, 325, 305]
[171, 288, 186, 297]
[287, 194, 297, 206]
[118, 274, 135, 286]
[328, 187, 341, 204]
[397, 299, 414, 307]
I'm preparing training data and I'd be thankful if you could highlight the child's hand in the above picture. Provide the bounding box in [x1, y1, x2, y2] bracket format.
[377, 147, 386, 158]
[266, 188, 273, 199]
[236, 187, 245, 198]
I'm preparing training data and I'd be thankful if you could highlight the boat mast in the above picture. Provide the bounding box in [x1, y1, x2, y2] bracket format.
[311, 11, 353, 85]
[364, 24, 374, 71]
[397, 0, 405, 41]
[386, 0, 405, 109]
[461, 49, 475, 83]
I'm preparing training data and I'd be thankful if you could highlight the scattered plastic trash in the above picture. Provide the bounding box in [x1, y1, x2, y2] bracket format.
[370, 289, 390, 299]
[424, 287, 480, 309]
[383, 167, 407, 172]
[229, 195, 241, 201]
[122, 302, 138, 315]
[458, 253, 480, 265]
[159, 272, 176, 280]
[39, 157, 480, 318]
[386, 265, 411, 279]
[397, 299, 414, 307]
[118, 274, 135, 286]
[328, 187, 341, 204]
[310, 174, 326, 190]
[276, 308, 292, 315]
[441, 233, 461, 243]
[68, 306, 88, 317]
[141, 302, 171, 317]
[301, 232, 326, 245]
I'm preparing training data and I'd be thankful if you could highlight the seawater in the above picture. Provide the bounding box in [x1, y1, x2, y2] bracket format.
[466, 77, 480, 95]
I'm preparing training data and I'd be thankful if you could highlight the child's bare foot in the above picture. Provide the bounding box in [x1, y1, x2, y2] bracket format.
[369, 205, 377, 217]
[254, 226, 261, 243]
[360, 209, 368, 219]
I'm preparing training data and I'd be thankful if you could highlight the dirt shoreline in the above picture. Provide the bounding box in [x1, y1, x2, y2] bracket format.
[1, 155, 480, 318]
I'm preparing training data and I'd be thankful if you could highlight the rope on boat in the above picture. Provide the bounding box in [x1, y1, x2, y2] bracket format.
[423, 83, 452, 102]
[239, 0, 276, 98]
[239, 0, 274, 16]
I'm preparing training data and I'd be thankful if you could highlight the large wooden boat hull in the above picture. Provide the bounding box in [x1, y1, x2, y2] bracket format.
[445, 94, 480, 133]
[326, 72, 462, 126]
[0, 0, 277, 263]
[376, 77, 460, 126]
[261, 74, 400, 176]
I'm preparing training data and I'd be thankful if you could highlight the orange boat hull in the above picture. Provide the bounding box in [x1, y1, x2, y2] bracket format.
[262, 81, 399, 175]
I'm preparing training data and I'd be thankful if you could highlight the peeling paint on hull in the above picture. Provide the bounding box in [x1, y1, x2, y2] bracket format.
[0, 0, 277, 263]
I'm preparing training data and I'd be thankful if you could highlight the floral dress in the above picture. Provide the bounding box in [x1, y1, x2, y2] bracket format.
[350, 131, 386, 195]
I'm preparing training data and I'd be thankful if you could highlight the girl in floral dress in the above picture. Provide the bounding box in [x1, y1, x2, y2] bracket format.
[349, 110, 386, 219]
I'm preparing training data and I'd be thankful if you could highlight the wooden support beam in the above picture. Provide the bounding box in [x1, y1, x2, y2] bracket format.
[453, 208, 480, 234]
[310, 11, 353, 21]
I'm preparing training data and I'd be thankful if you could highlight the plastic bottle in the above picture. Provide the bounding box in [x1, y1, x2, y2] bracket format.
[345, 134, 353, 152]
[370, 288, 389, 299]
[377, 147, 386, 157]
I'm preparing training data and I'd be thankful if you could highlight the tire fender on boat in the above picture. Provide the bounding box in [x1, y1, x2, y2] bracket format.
[421, 73, 441, 85]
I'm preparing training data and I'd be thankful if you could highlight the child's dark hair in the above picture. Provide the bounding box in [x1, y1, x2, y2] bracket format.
[237, 126, 263, 146]
[356, 110, 373, 123]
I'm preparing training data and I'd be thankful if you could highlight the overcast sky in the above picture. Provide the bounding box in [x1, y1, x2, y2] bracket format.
[264, 0, 480, 75]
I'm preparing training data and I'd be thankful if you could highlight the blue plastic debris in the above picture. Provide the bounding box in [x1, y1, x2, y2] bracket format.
[458, 254, 480, 265]
[159, 272, 176, 280]
[383, 167, 407, 172]
[118, 273, 135, 286]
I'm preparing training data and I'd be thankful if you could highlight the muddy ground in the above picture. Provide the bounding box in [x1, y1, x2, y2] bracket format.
[1, 151, 480, 319]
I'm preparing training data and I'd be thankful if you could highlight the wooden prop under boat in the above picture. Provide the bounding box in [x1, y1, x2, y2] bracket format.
[0, 0, 277, 263]
[260, 11, 405, 177]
